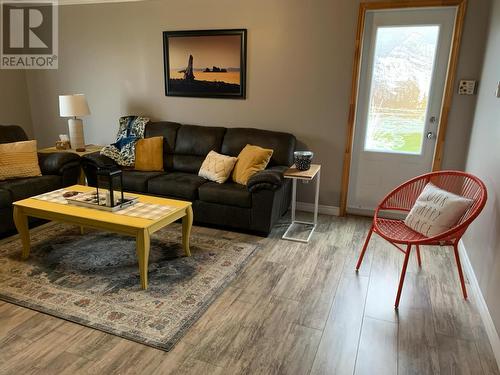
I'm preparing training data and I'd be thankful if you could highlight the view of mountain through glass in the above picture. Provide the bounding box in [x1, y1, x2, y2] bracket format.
[364, 25, 440, 154]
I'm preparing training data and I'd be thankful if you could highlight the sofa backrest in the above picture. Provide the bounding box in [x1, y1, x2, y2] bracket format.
[0, 125, 28, 144]
[221, 128, 296, 167]
[173, 125, 226, 173]
[143, 121, 296, 172]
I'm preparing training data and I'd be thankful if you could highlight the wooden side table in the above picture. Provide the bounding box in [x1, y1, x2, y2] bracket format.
[38, 144, 104, 185]
[282, 164, 321, 243]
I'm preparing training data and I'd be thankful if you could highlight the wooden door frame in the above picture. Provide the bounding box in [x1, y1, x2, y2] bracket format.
[339, 0, 468, 216]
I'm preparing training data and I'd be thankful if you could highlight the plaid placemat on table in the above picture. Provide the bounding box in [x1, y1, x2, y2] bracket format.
[114, 202, 176, 220]
[32, 189, 177, 220]
[34, 189, 67, 204]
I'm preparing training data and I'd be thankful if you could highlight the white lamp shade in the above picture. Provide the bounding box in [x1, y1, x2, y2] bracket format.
[59, 94, 90, 117]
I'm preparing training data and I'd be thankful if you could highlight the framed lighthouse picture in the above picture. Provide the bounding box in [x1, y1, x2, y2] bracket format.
[163, 29, 247, 99]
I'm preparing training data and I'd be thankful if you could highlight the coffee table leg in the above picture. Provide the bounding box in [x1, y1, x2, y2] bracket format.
[182, 206, 193, 257]
[136, 229, 150, 290]
[13, 206, 30, 259]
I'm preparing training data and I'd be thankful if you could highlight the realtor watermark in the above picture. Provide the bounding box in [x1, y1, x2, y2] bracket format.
[1, 0, 58, 69]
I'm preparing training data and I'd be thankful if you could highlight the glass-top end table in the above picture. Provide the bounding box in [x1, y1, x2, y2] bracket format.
[282, 164, 321, 243]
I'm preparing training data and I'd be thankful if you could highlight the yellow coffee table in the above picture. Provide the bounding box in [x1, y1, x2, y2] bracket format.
[12, 185, 193, 290]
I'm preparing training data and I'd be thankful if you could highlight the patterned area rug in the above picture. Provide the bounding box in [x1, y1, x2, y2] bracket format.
[0, 223, 258, 351]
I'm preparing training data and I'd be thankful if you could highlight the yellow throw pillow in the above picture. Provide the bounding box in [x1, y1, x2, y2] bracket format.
[232, 144, 273, 185]
[134, 136, 164, 171]
[199, 150, 238, 184]
[0, 140, 41, 181]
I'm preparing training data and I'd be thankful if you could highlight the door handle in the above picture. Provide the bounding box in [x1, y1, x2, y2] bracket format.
[426, 131, 436, 140]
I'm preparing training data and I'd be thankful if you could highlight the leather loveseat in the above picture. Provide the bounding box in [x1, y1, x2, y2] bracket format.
[0, 125, 81, 238]
[81, 122, 296, 235]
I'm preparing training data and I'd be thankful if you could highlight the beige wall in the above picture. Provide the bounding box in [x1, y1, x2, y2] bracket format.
[0, 70, 33, 137]
[463, 0, 500, 333]
[26, 0, 490, 206]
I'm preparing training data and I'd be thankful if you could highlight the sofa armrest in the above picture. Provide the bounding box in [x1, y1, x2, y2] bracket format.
[81, 152, 116, 168]
[247, 166, 287, 193]
[81, 152, 117, 187]
[38, 152, 81, 176]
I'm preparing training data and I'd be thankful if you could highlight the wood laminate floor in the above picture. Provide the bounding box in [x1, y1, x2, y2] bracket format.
[0, 214, 498, 374]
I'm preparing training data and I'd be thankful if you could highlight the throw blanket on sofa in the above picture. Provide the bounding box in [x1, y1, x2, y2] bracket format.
[100, 116, 149, 166]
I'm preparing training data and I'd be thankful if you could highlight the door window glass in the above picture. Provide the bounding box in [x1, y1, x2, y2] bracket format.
[364, 25, 440, 154]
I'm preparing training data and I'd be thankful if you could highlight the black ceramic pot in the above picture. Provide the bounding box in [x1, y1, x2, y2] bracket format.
[294, 151, 314, 171]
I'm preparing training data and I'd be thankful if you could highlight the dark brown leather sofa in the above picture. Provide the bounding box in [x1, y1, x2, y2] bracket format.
[81, 122, 296, 235]
[0, 125, 81, 238]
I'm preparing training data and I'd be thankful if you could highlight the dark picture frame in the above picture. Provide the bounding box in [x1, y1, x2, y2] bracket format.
[163, 29, 247, 99]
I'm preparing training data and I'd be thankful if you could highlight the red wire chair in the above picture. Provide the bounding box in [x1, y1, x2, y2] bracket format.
[355, 170, 487, 308]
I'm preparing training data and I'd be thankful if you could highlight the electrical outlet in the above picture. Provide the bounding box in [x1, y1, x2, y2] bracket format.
[458, 80, 477, 95]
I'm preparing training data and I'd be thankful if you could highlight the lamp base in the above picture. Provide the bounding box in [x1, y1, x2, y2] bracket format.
[68, 118, 85, 150]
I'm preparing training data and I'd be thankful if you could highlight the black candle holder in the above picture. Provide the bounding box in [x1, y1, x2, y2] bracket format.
[96, 167, 124, 207]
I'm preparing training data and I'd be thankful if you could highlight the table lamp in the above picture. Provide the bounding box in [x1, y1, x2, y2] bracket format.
[59, 94, 90, 151]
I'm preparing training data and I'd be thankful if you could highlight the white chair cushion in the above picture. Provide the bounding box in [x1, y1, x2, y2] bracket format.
[404, 183, 473, 237]
[198, 150, 238, 184]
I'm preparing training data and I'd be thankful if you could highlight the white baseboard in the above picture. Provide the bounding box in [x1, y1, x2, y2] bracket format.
[296, 202, 340, 216]
[458, 240, 500, 369]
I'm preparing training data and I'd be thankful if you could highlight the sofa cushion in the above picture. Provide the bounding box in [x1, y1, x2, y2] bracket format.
[0, 175, 61, 202]
[0, 189, 11, 208]
[173, 125, 226, 173]
[171, 154, 206, 175]
[148, 172, 207, 201]
[121, 170, 164, 193]
[198, 182, 252, 208]
[144, 121, 181, 170]
[221, 128, 296, 167]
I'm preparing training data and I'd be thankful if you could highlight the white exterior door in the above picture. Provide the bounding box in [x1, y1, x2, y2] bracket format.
[347, 7, 457, 214]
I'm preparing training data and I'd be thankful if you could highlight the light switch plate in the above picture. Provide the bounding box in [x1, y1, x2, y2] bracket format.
[496, 81, 500, 98]
[458, 80, 477, 95]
